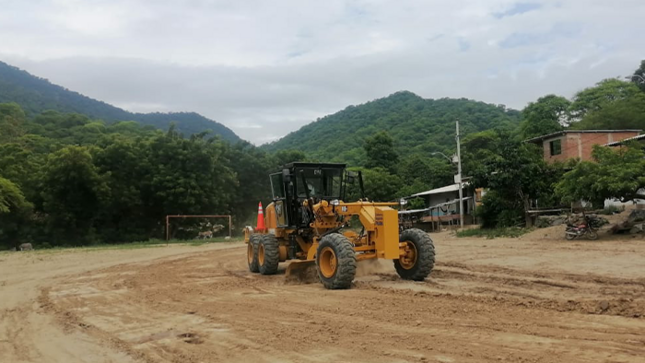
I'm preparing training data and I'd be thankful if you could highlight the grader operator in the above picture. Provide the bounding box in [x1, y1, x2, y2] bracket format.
[245, 162, 435, 289]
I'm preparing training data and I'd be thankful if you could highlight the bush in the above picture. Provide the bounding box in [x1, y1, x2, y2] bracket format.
[475, 191, 523, 228]
[456, 227, 531, 239]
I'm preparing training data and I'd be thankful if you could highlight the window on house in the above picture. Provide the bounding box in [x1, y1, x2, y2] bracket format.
[549, 139, 562, 156]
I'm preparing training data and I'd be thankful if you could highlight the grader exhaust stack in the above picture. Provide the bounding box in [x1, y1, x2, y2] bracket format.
[244, 162, 435, 289]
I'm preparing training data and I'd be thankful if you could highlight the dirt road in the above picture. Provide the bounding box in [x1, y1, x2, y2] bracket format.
[1, 233, 644, 363]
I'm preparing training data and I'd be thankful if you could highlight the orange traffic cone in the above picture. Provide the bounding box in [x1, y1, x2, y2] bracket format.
[256, 202, 266, 232]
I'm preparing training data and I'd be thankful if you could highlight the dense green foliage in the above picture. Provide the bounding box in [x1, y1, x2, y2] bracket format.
[469, 133, 564, 227]
[2, 58, 645, 242]
[632, 60, 645, 93]
[555, 144, 645, 207]
[263, 91, 521, 164]
[569, 79, 643, 121]
[519, 95, 569, 139]
[568, 80, 645, 131]
[364, 131, 399, 172]
[0, 176, 32, 244]
[0, 104, 276, 249]
[0, 61, 240, 142]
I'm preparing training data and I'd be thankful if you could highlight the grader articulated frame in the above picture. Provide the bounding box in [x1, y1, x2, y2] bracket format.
[245, 162, 435, 289]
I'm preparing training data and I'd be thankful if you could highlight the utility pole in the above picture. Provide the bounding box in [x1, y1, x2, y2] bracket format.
[456, 120, 464, 228]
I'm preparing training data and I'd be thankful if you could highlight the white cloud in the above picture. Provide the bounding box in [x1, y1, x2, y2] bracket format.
[1, 0, 644, 144]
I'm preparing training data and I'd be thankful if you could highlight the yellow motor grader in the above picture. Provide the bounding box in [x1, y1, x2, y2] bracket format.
[245, 162, 435, 289]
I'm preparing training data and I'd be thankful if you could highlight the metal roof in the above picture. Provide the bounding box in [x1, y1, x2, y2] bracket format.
[398, 196, 473, 215]
[282, 162, 346, 169]
[525, 130, 642, 143]
[605, 133, 645, 146]
[409, 183, 469, 197]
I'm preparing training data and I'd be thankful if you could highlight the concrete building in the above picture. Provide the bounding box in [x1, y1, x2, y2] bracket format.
[526, 130, 641, 163]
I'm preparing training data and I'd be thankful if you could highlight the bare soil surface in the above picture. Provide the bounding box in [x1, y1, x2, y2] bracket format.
[1, 233, 644, 363]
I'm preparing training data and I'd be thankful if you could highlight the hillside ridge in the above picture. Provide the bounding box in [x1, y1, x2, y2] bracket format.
[263, 90, 521, 164]
[0, 61, 240, 142]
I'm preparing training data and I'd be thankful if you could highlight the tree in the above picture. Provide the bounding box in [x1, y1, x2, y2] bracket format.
[471, 135, 559, 227]
[93, 138, 150, 242]
[461, 130, 503, 176]
[345, 167, 403, 202]
[519, 95, 569, 138]
[0, 176, 32, 248]
[223, 141, 274, 225]
[568, 78, 645, 131]
[0, 103, 26, 143]
[555, 144, 645, 207]
[569, 79, 643, 121]
[0, 103, 283, 247]
[361, 168, 403, 202]
[475, 190, 523, 228]
[144, 128, 237, 227]
[398, 155, 453, 196]
[364, 131, 399, 172]
[274, 149, 307, 166]
[630, 60, 645, 93]
[40, 146, 109, 245]
[569, 98, 645, 131]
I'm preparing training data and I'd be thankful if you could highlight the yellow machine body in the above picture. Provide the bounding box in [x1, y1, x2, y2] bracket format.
[246, 199, 404, 275]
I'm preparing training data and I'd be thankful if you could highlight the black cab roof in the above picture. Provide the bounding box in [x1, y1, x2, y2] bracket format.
[282, 162, 347, 169]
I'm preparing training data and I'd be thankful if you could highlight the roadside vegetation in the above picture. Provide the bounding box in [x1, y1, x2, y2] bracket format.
[456, 227, 532, 239]
[1, 61, 644, 249]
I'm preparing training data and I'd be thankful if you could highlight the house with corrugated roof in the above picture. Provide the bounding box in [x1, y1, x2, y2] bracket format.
[401, 183, 481, 230]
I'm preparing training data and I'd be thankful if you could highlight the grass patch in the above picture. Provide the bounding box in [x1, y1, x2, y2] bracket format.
[456, 227, 532, 239]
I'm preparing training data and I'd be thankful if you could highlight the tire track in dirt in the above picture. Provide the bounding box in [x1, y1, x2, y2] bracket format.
[45, 245, 645, 363]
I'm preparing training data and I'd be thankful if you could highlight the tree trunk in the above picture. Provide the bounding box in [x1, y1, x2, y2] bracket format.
[523, 195, 532, 228]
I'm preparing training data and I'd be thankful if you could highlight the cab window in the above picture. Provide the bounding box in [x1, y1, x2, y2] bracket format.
[270, 173, 285, 198]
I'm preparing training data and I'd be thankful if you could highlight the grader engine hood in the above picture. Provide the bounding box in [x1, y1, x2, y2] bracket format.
[312, 200, 401, 260]
[357, 205, 400, 259]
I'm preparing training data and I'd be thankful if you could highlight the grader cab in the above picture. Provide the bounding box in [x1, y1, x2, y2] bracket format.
[245, 162, 435, 289]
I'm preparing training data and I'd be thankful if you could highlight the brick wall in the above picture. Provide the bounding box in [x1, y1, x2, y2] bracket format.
[542, 131, 640, 163]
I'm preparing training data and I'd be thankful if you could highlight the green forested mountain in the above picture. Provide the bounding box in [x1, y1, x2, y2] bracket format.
[262, 91, 521, 165]
[0, 61, 240, 142]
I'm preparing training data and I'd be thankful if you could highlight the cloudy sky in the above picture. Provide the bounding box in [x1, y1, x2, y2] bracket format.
[1, 0, 644, 144]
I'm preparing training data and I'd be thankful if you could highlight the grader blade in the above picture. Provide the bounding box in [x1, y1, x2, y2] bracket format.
[285, 260, 318, 282]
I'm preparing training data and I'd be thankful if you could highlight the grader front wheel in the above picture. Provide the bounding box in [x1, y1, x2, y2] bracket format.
[316, 234, 356, 289]
[395, 228, 435, 281]
[258, 234, 280, 275]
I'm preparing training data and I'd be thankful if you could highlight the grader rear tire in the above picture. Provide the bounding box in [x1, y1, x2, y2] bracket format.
[258, 234, 280, 275]
[247, 234, 261, 273]
[316, 234, 356, 289]
[395, 228, 435, 281]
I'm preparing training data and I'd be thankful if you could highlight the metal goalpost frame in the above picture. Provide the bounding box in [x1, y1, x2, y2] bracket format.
[165, 214, 233, 241]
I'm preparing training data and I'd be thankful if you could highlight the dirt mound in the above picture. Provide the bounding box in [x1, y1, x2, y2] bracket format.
[283, 263, 320, 285]
[520, 224, 568, 241]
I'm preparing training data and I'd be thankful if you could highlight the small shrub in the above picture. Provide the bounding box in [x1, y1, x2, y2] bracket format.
[456, 227, 531, 239]
[475, 191, 523, 228]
